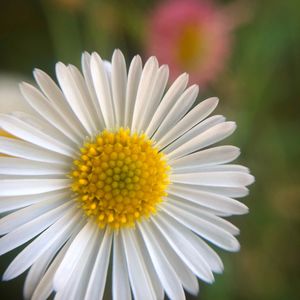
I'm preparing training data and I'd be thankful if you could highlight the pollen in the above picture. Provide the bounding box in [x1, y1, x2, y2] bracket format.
[70, 128, 170, 229]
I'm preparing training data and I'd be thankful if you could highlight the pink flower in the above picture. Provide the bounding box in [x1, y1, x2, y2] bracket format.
[146, 0, 236, 86]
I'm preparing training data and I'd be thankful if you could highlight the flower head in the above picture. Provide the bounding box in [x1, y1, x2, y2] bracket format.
[147, 0, 234, 86]
[0, 49, 254, 299]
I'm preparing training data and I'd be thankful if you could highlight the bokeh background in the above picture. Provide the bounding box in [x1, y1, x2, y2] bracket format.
[0, 0, 299, 299]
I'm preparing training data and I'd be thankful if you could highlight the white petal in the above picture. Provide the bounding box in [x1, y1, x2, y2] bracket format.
[24, 240, 59, 299]
[0, 178, 71, 196]
[165, 192, 230, 216]
[167, 121, 237, 160]
[124, 55, 142, 128]
[68, 64, 100, 133]
[111, 49, 127, 127]
[170, 145, 240, 170]
[0, 114, 75, 157]
[90, 52, 115, 129]
[113, 232, 132, 300]
[190, 185, 250, 198]
[0, 75, 36, 114]
[131, 57, 158, 133]
[138, 222, 186, 300]
[0, 137, 70, 165]
[84, 228, 112, 300]
[165, 190, 238, 217]
[152, 84, 199, 142]
[0, 189, 70, 213]
[157, 97, 219, 148]
[167, 197, 240, 235]
[169, 182, 250, 199]
[11, 111, 77, 150]
[145, 73, 189, 137]
[81, 52, 106, 130]
[20, 82, 81, 145]
[55, 63, 96, 135]
[152, 213, 214, 283]
[23, 213, 82, 299]
[154, 207, 223, 274]
[135, 229, 164, 300]
[164, 115, 225, 156]
[53, 221, 95, 291]
[121, 229, 157, 300]
[104, 61, 112, 78]
[170, 171, 255, 187]
[0, 174, 65, 180]
[141, 221, 199, 295]
[0, 190, 70, 234]
[0, 201, 73, 257]
[33, 68, 87, 138]
[177, 164, 250, 173]
[0, 157, 68, 176]
[137, 65, 169, 132]
[31, 229, 78, 300]
[9, 111, 68, 141]
[162, 202, 240, 251]
[56, 225, 100, 300]
[168, 184, 249, 215]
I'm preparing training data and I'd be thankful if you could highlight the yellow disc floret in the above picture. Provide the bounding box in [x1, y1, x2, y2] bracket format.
[70, 128, 170, 229]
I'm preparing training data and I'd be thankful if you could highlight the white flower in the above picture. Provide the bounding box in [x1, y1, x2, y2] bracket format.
[0, 49, 254, 300]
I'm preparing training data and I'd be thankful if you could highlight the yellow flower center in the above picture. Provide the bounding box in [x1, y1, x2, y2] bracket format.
[0, 129, 14, 138]
[70, 128, 170, 229]
[176, 24, 206, 69]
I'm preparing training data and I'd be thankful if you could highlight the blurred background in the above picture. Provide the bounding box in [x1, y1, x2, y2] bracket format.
[0, 0, 299, 299]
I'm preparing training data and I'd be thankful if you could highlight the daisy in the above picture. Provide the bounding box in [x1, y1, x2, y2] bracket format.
[0, 49, 254, 300]
[146, 0, 234, 86]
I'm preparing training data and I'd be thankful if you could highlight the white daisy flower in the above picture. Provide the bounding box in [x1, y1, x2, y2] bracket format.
[0, 49, 254, 300]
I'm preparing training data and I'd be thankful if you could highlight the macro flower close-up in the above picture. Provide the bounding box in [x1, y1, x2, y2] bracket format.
[0, 49, 254, 300]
